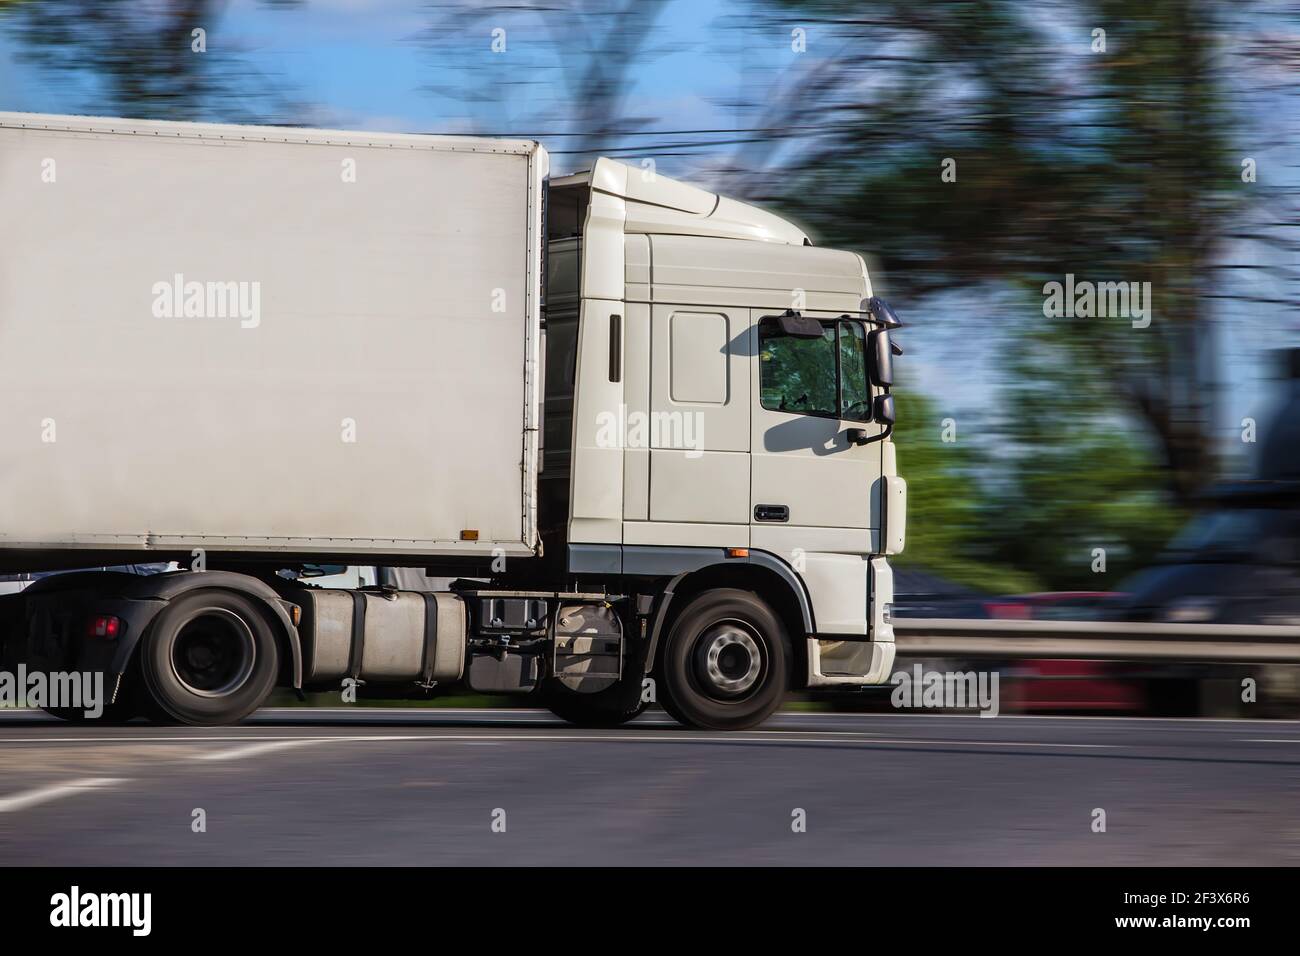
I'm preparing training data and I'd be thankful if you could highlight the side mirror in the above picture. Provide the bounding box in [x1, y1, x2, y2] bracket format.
[869, 329, 894, 387]
[864, 296, 902, 329]
[873, 394, 896, 428]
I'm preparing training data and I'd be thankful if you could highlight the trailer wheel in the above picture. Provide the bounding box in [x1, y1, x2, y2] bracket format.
[657, 588, 789, 730]
[140, 590, 279, 725]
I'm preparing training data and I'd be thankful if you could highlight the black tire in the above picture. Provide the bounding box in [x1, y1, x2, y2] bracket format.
[139, 590, 280, 725]
[542, 680, 651, 727]
[656, 588, 789, 730]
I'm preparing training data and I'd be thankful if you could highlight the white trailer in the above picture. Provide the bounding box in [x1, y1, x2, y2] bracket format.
[0, 112, 906, 730]
[0, 112, 545, 559]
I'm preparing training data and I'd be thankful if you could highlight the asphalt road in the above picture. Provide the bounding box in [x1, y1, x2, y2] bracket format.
[1, 708, 1298, 865]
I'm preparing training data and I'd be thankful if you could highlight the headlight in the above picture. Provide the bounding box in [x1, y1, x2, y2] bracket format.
[1162, 596, 1218, 624]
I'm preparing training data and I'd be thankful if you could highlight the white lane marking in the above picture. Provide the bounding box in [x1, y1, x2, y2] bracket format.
[194, 739, 330, 762]
[1238, 738, 1300, 744]
[0, 732, 1115, 751]
[251, 707, 1300, 725]
[5, 707, 1297, 729]
[0, 777, 127, 813]
[256, 708, 557, 717]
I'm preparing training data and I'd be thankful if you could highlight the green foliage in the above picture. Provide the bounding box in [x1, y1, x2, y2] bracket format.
[890, 391, 1042, 594]
[890, 329, 1185, 593]
[982, 328, 1187, 590]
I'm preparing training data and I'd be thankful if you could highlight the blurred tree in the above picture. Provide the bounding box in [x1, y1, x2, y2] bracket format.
[982, 325, 1188, 590]
[733, 0, 1293, 506]
[0, 0, 305, 122]
[419, 0, 674, 167]
[891, 340, 1186, 592]
[890, 389, 1043, 593]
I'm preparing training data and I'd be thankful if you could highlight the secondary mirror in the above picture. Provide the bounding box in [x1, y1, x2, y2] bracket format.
[873, 394, 896, 428]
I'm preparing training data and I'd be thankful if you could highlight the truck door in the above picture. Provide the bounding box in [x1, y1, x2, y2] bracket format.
[749, 311, 880, 559]
[640, 305, 752, 540]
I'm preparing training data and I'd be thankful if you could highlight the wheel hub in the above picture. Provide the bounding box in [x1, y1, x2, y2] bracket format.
[170, 608, 257, 697]
[696, 623, 763, 697]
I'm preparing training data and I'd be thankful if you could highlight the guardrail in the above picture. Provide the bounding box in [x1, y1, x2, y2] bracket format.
[891, 618, 1300, 664]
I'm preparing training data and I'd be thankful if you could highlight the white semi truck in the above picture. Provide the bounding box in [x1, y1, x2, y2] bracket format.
[0, 111, 906, 730]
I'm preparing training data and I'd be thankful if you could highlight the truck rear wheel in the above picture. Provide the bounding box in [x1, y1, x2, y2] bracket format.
[140, 590, 279, 725]
[657, 588, 789, 730]
[541, 681, 649, 727]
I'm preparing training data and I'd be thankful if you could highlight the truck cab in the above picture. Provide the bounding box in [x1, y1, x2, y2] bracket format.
[538, 160, 906, 723]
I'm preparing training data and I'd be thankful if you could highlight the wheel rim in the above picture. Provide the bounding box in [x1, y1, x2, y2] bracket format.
[169, 608, 257, 697]
[692, 620, 764, 699]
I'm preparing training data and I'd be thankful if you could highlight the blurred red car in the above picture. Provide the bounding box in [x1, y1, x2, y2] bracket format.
[987, 592, 1147, 714]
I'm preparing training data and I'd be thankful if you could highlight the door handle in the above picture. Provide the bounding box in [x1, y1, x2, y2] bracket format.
[754, 504, 789, 522]
[609, 313, 622, 383]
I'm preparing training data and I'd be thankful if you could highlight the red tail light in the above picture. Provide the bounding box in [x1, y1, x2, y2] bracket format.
[87, 615, 122, 639]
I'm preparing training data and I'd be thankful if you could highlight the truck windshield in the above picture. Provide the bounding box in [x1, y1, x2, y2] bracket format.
[759, 317, 870, 421]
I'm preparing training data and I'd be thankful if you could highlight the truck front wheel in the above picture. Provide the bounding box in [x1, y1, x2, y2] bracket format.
[657, 589, 789, 730]
[140, 590, 280, 725]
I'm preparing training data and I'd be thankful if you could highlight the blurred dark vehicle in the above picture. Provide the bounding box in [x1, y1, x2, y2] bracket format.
[1118, 490, 1300, 627]
[1119, 349, 1300, 628]
[891, 567, 991, 619]
[1108, 349, 1300, 715]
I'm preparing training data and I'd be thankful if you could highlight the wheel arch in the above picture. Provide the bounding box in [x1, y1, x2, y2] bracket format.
[642, 552, 813, 685]
[111, 571, 302, 690]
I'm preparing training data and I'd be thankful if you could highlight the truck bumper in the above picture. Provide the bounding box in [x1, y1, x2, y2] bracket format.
[805, 556, 896, 687]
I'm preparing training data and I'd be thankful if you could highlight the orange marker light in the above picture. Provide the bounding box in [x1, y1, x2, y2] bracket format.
[726, 548, 749, 558]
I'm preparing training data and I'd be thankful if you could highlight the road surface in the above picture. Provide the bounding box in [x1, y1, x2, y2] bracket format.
[1, 708, 1297, 865]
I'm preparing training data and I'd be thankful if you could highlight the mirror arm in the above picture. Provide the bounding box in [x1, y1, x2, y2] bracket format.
[857, 423, 893, 446]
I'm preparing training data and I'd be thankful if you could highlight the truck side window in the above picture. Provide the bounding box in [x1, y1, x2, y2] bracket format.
[759, 318, 837, 416]
[759, 316, 871, 421]
[838, 319, 870, 422]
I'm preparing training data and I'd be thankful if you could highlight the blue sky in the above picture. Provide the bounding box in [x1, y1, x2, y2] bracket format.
[0, 0, 762, 172]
